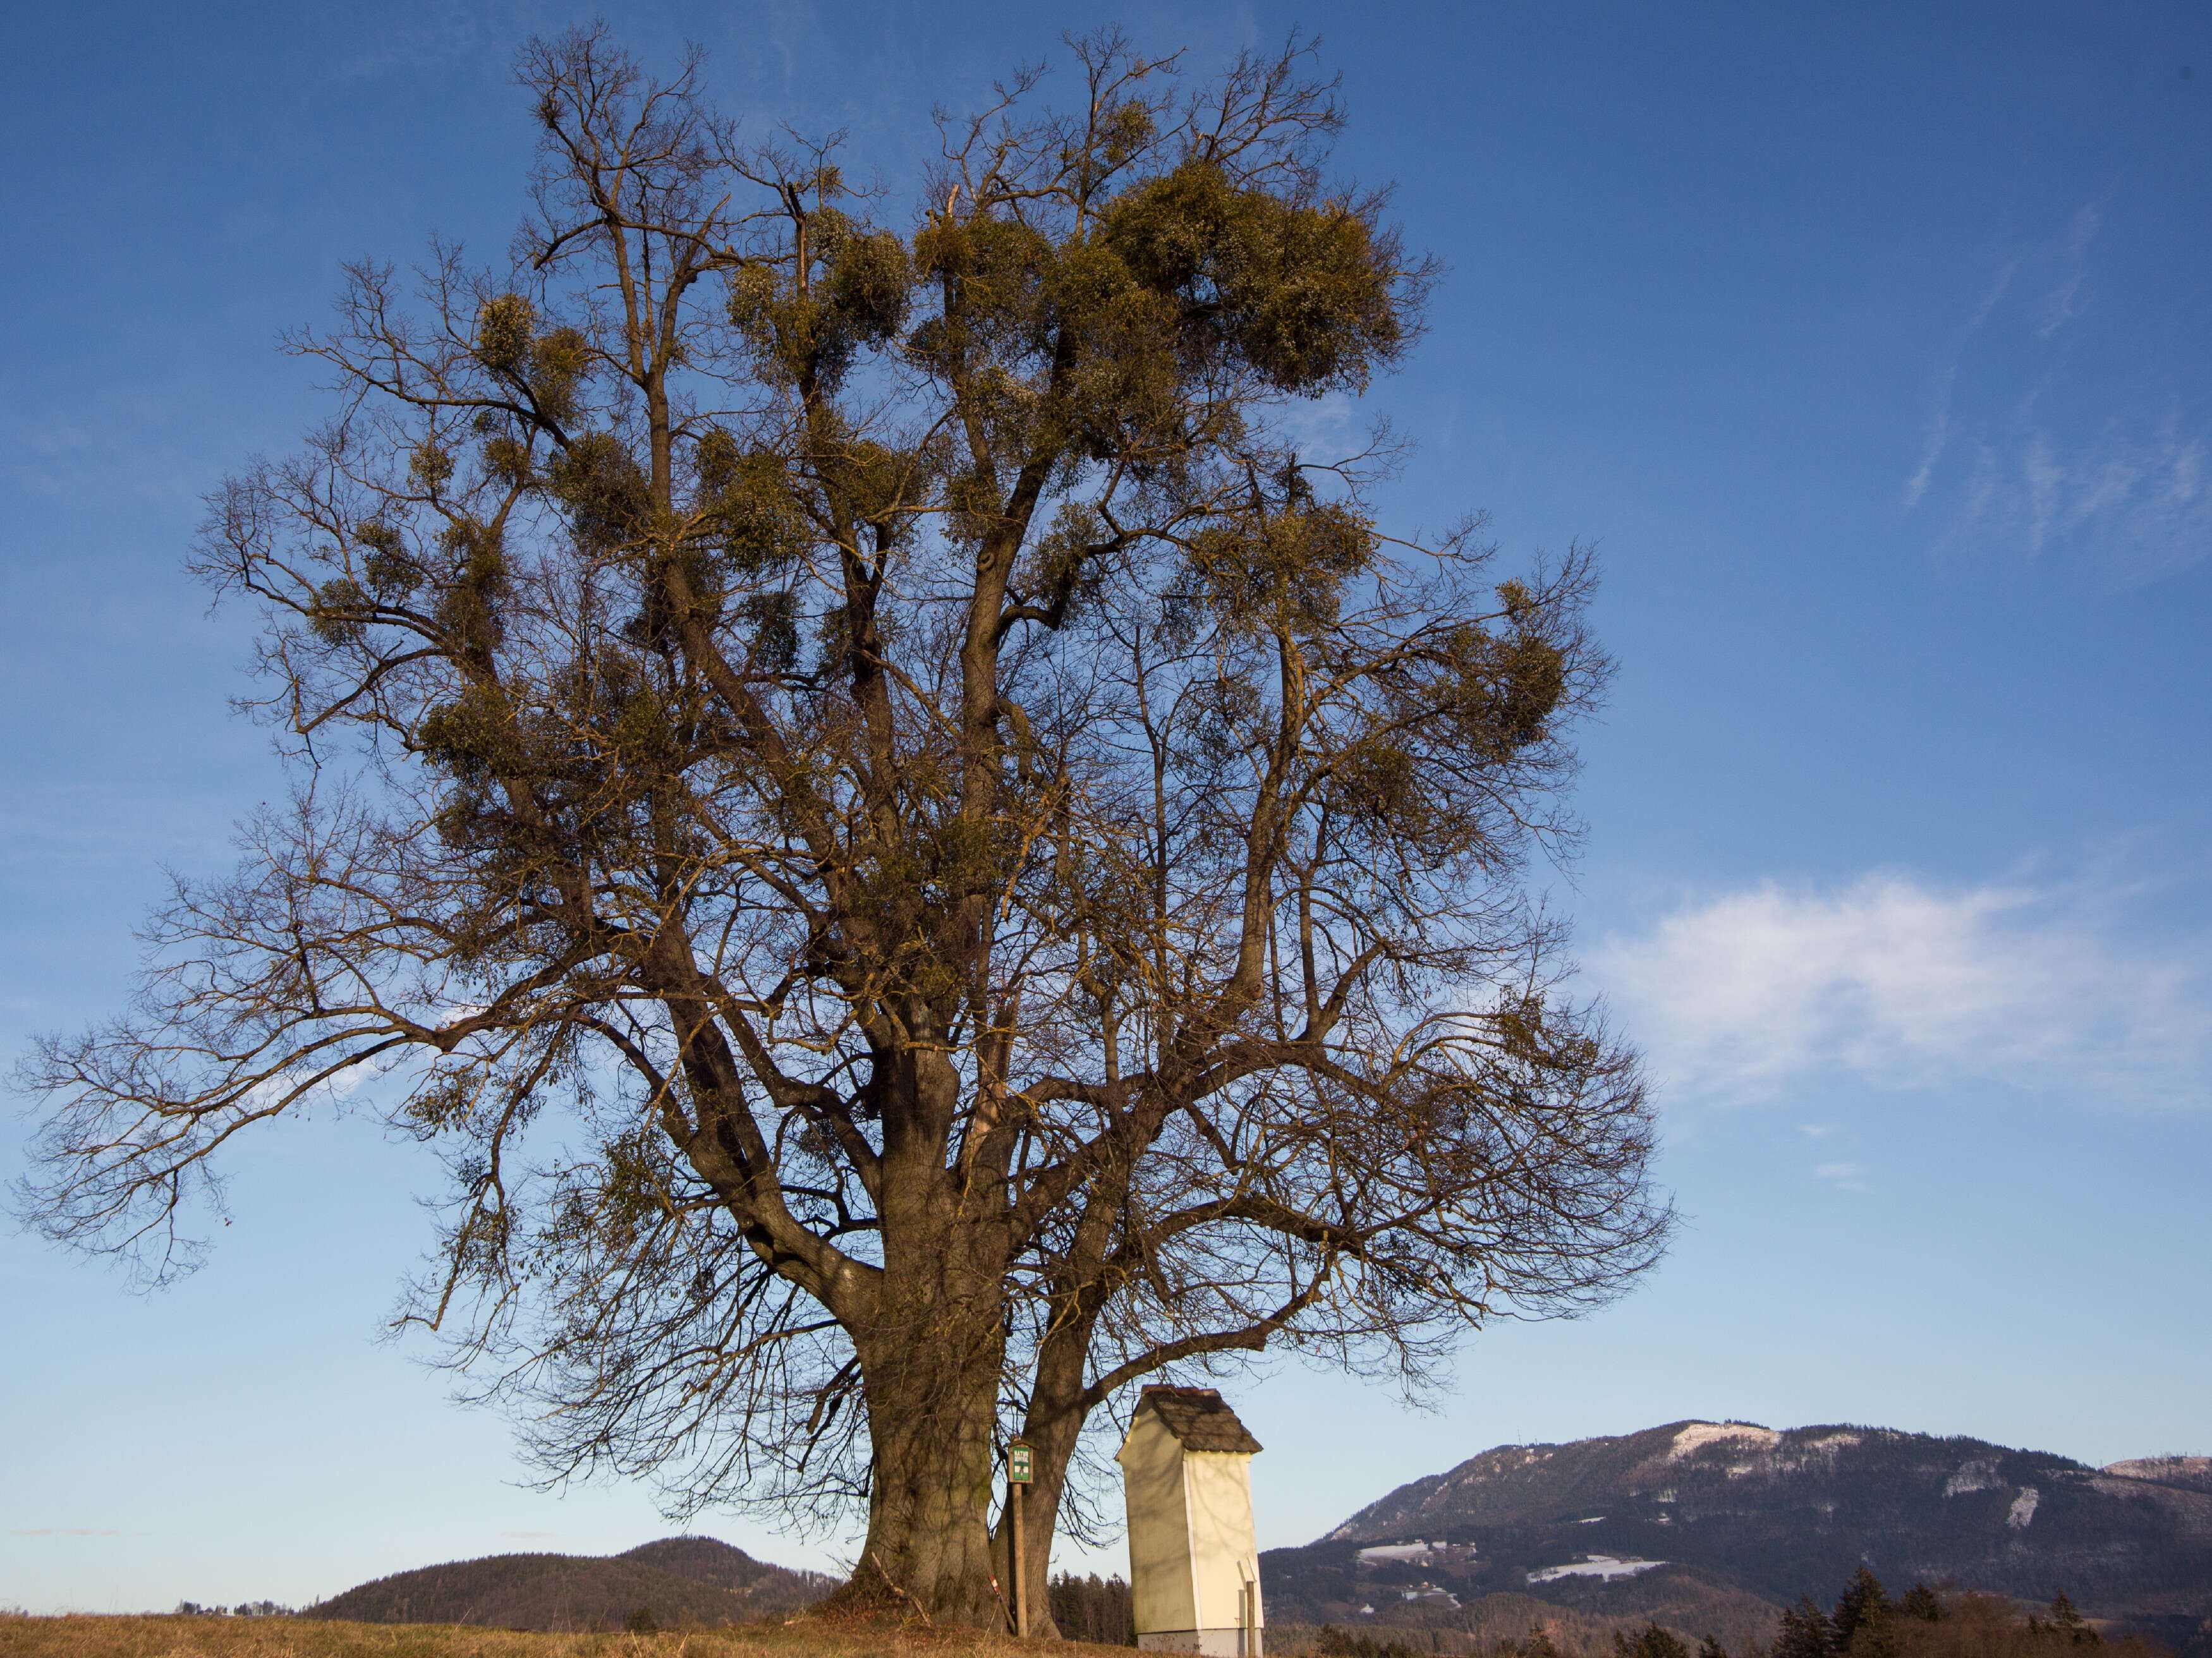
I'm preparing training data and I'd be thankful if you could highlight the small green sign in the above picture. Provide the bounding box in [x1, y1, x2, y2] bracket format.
[1008, 1441, 1034, 1483]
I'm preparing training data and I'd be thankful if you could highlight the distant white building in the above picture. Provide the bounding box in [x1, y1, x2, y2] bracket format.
[1119, 1386, 1266, 1656]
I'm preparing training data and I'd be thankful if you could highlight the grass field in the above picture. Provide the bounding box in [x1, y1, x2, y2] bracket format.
[0, 1615, 1134, 1658]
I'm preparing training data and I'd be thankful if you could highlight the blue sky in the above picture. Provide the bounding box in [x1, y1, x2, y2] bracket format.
[4, 0, 2209, 1616]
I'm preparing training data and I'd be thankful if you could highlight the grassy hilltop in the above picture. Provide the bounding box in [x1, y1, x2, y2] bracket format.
[0, 1614, 1128, 1658]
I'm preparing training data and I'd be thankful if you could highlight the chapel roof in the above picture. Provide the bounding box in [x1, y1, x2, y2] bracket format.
[1137, 1385, 1263, 1455]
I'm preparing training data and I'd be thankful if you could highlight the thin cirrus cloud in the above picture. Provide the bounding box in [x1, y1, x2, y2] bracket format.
[1903, 200, 2212, 583]
[1591, 871, 2209, 1107]
[1944, 417, 2209, 581]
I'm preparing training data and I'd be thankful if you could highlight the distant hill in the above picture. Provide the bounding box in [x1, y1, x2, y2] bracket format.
[617, 1537, 835, 1607]
[1260, 1419, 2212, 1650]
[307, 1536, 836, 1631]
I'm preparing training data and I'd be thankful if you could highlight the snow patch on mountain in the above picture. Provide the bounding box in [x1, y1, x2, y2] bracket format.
[1528, 1557, 1667, 1584]
[2103, 1456, 2212, 1493]
[1668, 1422, 1782, 1461]
[1946, 1459, 2003, 1496]
[2007, 1487, 2041, 1529]
[1356, 1544, 1437, 1564]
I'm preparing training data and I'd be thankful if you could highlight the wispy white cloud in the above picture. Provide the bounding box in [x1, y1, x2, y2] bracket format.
[1274, 390, 1364, 459]
[2033, 202, 2103, 339]
[1901, 198, 2212, 581]
[1593, 871, 2211, 1107]
[1902, 258, 2019, 511]
[1942, 413, 2211, 578]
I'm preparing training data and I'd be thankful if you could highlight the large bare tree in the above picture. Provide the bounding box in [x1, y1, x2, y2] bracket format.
[17, 28, 1669, 1630]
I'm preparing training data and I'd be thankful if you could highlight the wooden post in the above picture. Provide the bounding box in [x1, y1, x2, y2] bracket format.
[1012, 1477, 1028, 1637]
[1007, 1439, 1034, 1638]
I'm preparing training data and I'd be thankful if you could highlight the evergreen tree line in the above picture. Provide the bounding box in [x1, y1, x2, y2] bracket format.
[1772, 1568, 2101, 1658]
[1311, 1570, 2141, 1658]
[1048, 1571, 1136, 1645]
[172, 1601, 294, 1617]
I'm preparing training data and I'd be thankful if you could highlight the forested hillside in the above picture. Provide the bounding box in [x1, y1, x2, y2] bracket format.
[306, 1538, 833, 1631]
[1261, 1420, 2211, 1652]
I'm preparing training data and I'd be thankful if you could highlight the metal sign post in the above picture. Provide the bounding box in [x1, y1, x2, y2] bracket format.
[1008, 1441, 1034, 1638]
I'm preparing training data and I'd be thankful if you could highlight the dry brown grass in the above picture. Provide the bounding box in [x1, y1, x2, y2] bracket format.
[0, 1614, 1133, 1658]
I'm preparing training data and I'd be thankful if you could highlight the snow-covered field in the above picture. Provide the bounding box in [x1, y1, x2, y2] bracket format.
[1527, 1556, 1667, 1583]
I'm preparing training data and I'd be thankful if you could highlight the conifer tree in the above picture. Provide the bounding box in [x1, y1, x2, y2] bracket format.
[2047, 1590, 2099, 1646]
[1616, 1625, 1691, 1658]
[1847, 1604, 1899, 1658]
[1773, 1596, 1836, 1658]
[1832, 1566, 1892, 1654]
[1897, 1585, 1944, 1625]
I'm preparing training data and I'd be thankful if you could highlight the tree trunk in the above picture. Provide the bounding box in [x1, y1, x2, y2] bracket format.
[997, 1295, 1104, 1638]
[839, 1157, 1012, 1628]
[848, 1345, 1005, 1626]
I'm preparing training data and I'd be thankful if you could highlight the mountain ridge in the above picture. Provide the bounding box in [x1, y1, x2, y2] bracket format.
[1259, 1417, 2212, 1643]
